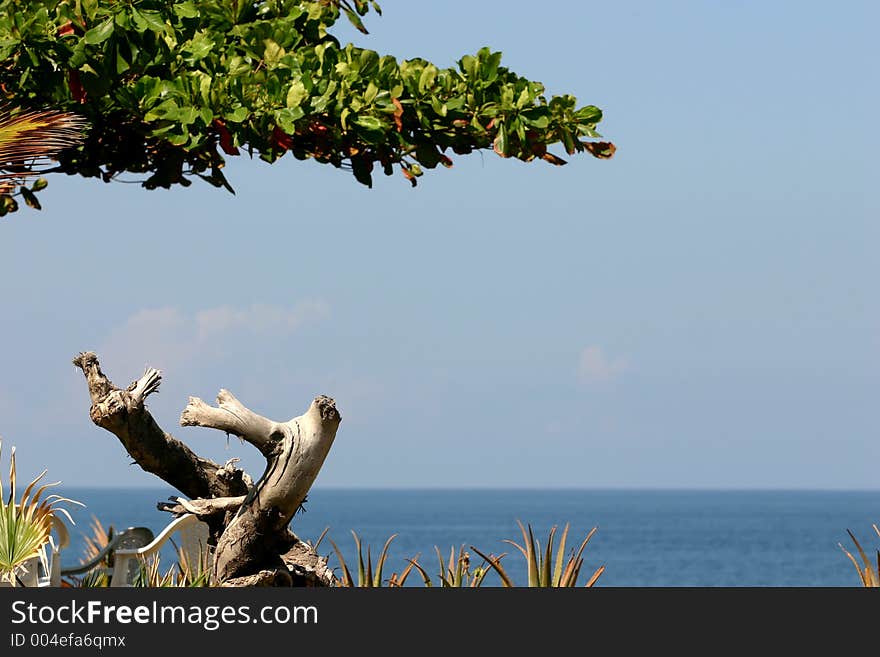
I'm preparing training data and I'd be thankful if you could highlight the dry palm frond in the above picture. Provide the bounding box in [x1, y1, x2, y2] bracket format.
[0, 103, 88, 185]
[82, 516, 112, 561]
[69, 516, 114, 587]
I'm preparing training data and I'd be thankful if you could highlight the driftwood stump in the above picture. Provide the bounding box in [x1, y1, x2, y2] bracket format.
[73, 352, 340, 586]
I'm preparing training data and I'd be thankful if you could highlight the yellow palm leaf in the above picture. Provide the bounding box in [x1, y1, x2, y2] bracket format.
[0, 104, 88, 184]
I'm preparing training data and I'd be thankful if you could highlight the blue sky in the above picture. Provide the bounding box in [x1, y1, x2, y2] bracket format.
[1, 1, 877, 489]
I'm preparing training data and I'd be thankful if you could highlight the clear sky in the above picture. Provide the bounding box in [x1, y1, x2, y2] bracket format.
[0, 1, 876, 489]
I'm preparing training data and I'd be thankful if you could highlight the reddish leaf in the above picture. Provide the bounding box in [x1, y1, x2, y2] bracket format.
[68, 69, 86, 103]
[212, 119, 240, 155]
[271, 126, 294, 151]
[391, 97, 403, 132]
[485, 118, 495, 130]
[439, 154, 453, 168]
[541, 152, 568, 166]
[58, 21, 76, 37]
[525, 130, 546, 158]
[583, 141, 616, 159]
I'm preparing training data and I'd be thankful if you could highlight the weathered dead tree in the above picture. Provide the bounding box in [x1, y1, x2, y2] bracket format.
[73, 351, 340, 586]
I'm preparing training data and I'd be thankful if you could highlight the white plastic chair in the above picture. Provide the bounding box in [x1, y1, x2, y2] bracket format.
[110, 513, 211, 587]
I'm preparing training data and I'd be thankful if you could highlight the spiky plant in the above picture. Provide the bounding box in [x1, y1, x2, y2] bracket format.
[407, 545, 494, 587]
[472, 520, 605, 588]
[328, 531, 417, 587]
[131, 544, 212, 588]
[64, 517, 114, 587]
[0, 103, 87, 212]
[0, 439, 82, 585]
[839, 526, 880, 588]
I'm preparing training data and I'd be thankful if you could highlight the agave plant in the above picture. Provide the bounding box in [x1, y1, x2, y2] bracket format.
[131, 544, 213, 588]
[328, 530, 417, 587]
[839, 526, 880, 588]
[0, 103, 87, 213]
[0, 439, 82, 586]
[407, 545, 495, 587]
[472, 520, 605, 587]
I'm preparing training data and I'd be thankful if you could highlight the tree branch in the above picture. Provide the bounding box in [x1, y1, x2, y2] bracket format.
[180, 389, 280, 458]
[72, 351, 250, 500]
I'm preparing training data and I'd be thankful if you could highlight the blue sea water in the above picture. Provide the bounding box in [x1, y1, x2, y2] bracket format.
[58, 487, 879, 587]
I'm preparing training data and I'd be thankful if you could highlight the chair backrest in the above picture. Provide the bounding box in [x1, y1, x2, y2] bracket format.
[60, 526, 155, 582]
[110, 514, 211, 587]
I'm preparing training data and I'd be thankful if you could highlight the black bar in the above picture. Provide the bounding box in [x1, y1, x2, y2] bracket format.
[0, 587, 873, 652]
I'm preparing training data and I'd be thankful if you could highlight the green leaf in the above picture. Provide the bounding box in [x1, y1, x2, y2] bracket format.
[263, 39, 285, 67]
[136, 10, 167, 34]
[363, 81, 378, 104]
[430, 96, 447, 117]
[343, 9, 369, 34]
[359, 50, 379, 77]
[177, 106, 199, 126]
[1, 196, 18, 214]
[30, 178, 48, 192]
[286, 80, 307, 108]
[561, 129, 576, 155]
[83, 18, 114, 44]
[225, 107, 248, 123]
[493, 123, 509, 157]
[575, 105, 603, 123]
[275, 107, 304, 133]
[173, 2, 199, 19]
[481, 50, 502, 82]
[183, 32, 214, 61]
[143, 99, 179, 122]
[415, 144, 441, 168]
[351, 156, 373, 188]
[418, 66, 437, 94]
[20, 187, 40, 210]
[353, 115, 383, 131]
[116, 49, 130, 74]
[460, 54, 477, 78]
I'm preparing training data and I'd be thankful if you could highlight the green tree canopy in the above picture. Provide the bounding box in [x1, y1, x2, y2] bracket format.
[0, 0, 614, 215]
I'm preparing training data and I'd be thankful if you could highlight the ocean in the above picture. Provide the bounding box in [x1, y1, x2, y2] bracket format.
[57, 487, 879, 587]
